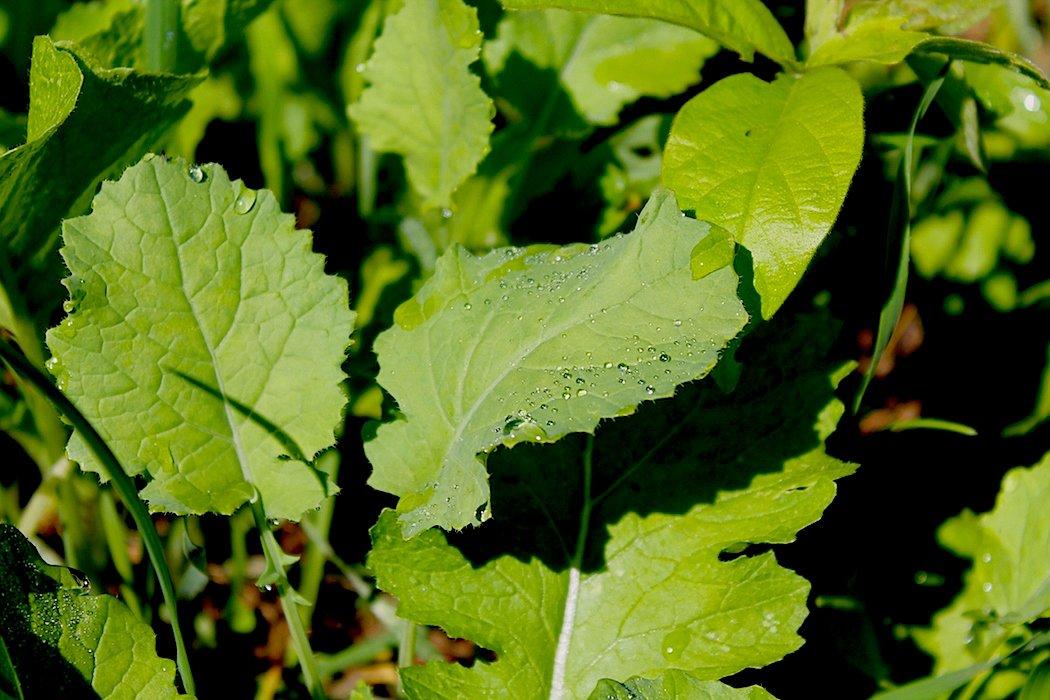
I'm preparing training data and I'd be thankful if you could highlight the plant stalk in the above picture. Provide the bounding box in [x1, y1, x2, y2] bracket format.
[249, 499, 324, 699]
[145, 0, 179, 73]
[0, 336, 196, 695]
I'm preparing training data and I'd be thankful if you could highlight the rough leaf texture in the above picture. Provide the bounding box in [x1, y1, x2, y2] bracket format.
[590, 672, 775, 700]
[500, 0, 796, 67]
[484, 10, 718, 128]
[349, 0, 494, 208]
[369, 312, 855, 698]
[367, 190, 747, 536]
[0, 523, 184, 698]
[46, 155, 355, 520]
[662, 67, 864, 318]
[914, 453, 1050, 675]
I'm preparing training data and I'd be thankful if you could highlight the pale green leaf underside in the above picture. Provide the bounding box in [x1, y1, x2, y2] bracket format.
[484, 10, 718, 127]
[590, 672, 775, 700]
[349, 0, 494, 208]
[0, 37, 197, 311]
[500, 0, 796, 67]
[366, 190, 747, 536]
[370, 312, 855, 698]
[915, 453, 1050, 675]
[0, 524, 184, 698]
[46, 156, 355, 521]
[662, 67, 864, 318]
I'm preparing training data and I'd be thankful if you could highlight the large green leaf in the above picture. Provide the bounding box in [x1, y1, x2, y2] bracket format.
[0, 523, 184, 698]
[484, 10, 717, 128]
[366, 190, 748, 536]
[590, 671, 775, 699]
[500, 0, 796, 67]
[369, 311, 854, 698]
[45, 155, 355, 521]
[0, 37, 197, 314]
[662, 67, 864, 318]
[349, 0, 494, 208]
[914, 452, 1050, 675]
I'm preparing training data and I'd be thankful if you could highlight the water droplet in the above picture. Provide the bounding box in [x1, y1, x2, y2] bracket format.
[982, 582, 993, 593]
[576, 388, 588, 397]
[441, 207, 454, 219]
[659, 353, 671, 362]
[463, 302, 472, 310]
[234, 187, 257, 214]
[355, 62, 366, 73]
[575, 377, 585, 384]
[603, 362, 613, 369]
[617, 363, 629, 372]
[562, 391, 572, 400]
[673, 319, 682, 327]
[62, 299, 76, 313]
[645, 385, 655, 395]
[981, 553, 992, 563]
[187, 165, 206, 183]
[661, 627, 690, 661]
[1022, 91, 1041, 112]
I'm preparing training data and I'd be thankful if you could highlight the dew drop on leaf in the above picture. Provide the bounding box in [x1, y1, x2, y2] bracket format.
[659, 353, 670, 362]
[576, 388, 588, 397]
[645, 386, 655, 395]
[234, 188, 257, 214]
[187, 165, 206, 183]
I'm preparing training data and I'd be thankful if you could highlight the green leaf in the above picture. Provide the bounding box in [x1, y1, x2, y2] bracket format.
[54, 0, 274, 71]
[500, 0, 797, 67]
[854, 73, 944, 413]
[914, 453, 1050, 676]
[0, 523, 185, 698]
[662, 68, 864, 318]
[805, 5, 1048, 87]
[590, 672, 775, 699]
[369, 310, 854, 697]
[484, 10, 717, 128]
[45, 155, 355, 521]
[349, 0, 494, 208]
[367, 190, 747, 536]
[0, 37, 198, 314]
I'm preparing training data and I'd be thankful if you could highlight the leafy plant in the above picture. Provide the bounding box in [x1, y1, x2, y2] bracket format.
[0, 1, 1047, 698]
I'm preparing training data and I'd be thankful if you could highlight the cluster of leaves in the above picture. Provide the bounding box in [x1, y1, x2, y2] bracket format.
[0, 0, 1047, 699]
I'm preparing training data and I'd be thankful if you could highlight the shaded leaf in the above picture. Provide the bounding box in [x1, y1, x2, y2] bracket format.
[370, 310, 854, 697]
[590, 671, 775, 699]
[0, 523, 184, 698]
[484, 10, 717, 128]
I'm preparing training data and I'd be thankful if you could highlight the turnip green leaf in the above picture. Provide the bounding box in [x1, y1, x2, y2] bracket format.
[370, 311, 854, 697]
[46, 155, 355, 521]
[914, 452, 1050, 676]
[367, 190, 747, 536]
[662, 67, 864, 318]
[0, 523, 185, 698]
[484, 10, 718, 128]
[501, 0, 797, 68]
[349, 0, 494, 209]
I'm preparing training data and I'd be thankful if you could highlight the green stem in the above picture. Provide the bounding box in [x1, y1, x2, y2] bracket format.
[145, 0, 179, 73]
[0, 336, 195, 695]
[317, 630, 397, 678]
[249, 500, 323, 699]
